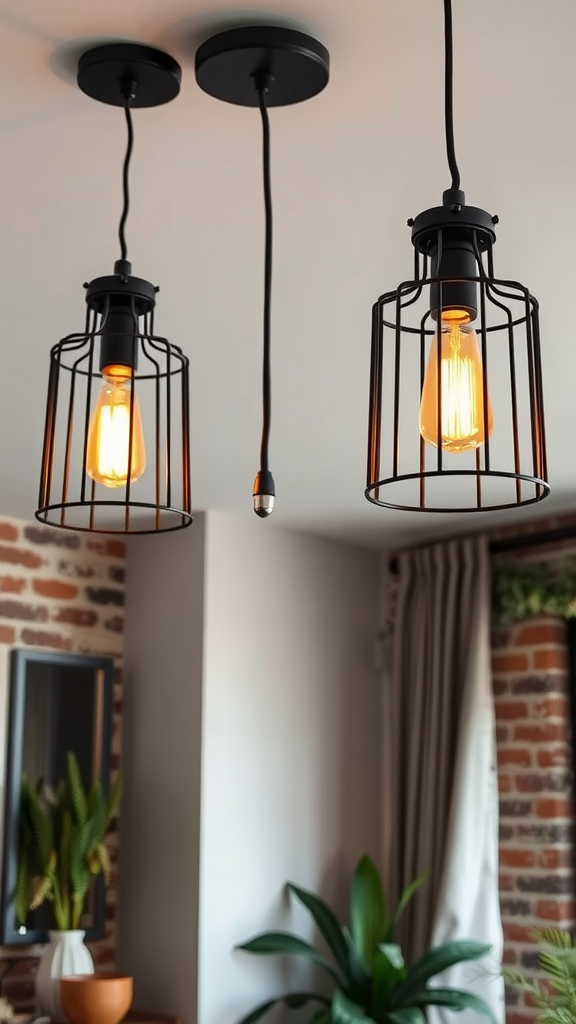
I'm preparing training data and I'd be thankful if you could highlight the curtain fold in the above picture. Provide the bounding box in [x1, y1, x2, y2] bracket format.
[389, 533, 504, 1023]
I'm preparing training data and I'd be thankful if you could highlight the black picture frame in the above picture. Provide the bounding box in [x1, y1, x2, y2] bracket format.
[0, 649, 114, 945]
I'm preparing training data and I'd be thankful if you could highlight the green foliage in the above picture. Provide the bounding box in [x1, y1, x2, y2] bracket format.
[235, 854, 495, 1024]
[16, 752, 121, 931]
[492, 559, 576, 625]
[505, 929, 576, 1024]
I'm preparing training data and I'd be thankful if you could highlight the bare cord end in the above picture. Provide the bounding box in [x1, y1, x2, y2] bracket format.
[253, 470, 275, 518]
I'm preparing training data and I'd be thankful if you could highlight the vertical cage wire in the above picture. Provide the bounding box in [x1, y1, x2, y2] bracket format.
[366, 232, 549, 513]
[37, 301, 192, 534]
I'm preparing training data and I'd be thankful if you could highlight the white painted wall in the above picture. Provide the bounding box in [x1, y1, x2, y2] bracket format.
[118, 512, 382, 1024]
[117, 515, 206, 1021]
[198, 513, 382, 1024]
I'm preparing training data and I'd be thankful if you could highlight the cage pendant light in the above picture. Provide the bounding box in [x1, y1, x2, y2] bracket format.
[36, 45, 193, 534]
[365, 0, 549, 513]
[195, 26, 330, 517]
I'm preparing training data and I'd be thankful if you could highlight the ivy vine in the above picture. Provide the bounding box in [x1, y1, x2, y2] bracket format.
[492, 559, 576, 625]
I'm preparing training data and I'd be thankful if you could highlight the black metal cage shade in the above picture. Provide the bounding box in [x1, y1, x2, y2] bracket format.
[366, 226, 549, 513]
[36, 283, 192, 534]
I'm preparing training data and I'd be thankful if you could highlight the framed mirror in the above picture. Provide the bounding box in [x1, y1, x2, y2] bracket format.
[0, 649, 114, 945]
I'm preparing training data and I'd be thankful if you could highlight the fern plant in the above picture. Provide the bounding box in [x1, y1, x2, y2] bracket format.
[506, 929, 576, 1024]
[16, 751, 121, 930]
[235, 853, 497, 1024]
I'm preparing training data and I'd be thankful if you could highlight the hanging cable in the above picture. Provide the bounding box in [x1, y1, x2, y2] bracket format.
[118, 86, 136, 264]
[443, 0, 461, 191]
[253, 73, 275, 517]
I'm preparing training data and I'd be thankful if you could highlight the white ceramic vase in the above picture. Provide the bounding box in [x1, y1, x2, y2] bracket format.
[35, 930, 94, 1023]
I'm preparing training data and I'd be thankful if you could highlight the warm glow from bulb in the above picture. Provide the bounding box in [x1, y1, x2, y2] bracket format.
[419, 315, 494, 453]
[86, 365, 146, 488]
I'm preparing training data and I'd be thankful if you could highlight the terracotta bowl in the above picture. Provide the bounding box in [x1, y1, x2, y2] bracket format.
[60, 974, 133, 1024]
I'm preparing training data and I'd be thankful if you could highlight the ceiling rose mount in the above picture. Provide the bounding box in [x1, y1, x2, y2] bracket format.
[195, 26, 329, 107]
[196, 26, 330, 518]
[77, 43, 182, 107]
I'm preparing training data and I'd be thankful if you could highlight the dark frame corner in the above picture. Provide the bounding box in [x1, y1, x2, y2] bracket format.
[0, 649, 114, 946]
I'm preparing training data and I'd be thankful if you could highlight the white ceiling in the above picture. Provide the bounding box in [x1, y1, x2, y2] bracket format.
[0, 0, 575, 548]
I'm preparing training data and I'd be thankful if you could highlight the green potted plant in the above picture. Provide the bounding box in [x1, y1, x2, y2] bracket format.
[505, 929, 576, 1024]
[17, 751, 121, 1023]
[235, 854, 497, 1024]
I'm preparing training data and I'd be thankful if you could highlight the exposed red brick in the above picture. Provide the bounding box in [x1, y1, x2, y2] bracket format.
[87, 539, 126, 559]
[20, 628, 72, 651]
[23, 526, 79, 549]
[534, 698, 571, 720]
[493, 678, 509, 696]
[498, 748, 532, 768]
[104, 615, 124, 633]
[535, 899, 576, 922]
[500, 849, 536, 869]
[499, 775, 512, 794]
[515, 622, 566, 647]
[516, 773, 567, 795]
[33, 579, 79, 600]
[86, 587, 124, 607]
[493, 653, 530, 674]
[503, 923, 537, 943]
[535, 799, 574, 820]
[533, 648, 568, 672]
[0, 522, 18, 542]
[0, 600, 48, 622]
[538, 748, 572, 768]
[0, 625, 16, 644]
[496, 701, 529, 721]
[0, 575, 25, 594]
[497, 726, 510, 744]
[492, 628, 512, 649]
[506, 1014, 535, 1024]
[540, 849, 574, 870]
[503, 947, 518, 965]
[499, 873, 516, 892]
[54, 607, 98, 627]
[0, 545, 42, 569]
[514, 723, 569, 744]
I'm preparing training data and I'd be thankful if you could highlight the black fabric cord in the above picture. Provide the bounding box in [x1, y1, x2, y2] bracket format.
[118, 99, 134, 262]
[257, 85, 272, 475]
[444, 0, 461, 191]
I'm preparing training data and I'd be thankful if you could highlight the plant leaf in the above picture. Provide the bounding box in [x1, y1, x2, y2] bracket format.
[372, 944, 407, 1016]
[386, 1009, 427, 1024]
[350, 854, 387, 968]
[105, 774, 122, 828]
[343, 927, 371, 994]
[391, 941, 491, 1005]
[236, 993, 329, 1024]
[309, 1011, 332, 1024]
[332, 989, 377, 1024]
[409, 988, 498, 1024]
[386, 873, 429, 942]
[236, 932, 343, 986]
[288, 882, 351, 980]
[67, 752, 87, 826]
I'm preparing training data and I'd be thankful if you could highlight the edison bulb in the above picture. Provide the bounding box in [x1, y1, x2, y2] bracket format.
[419, 311, 494, 453]
[86, 365, 146, 489]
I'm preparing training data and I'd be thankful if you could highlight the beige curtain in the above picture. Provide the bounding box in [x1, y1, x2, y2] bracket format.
[390, 533, 495, 962]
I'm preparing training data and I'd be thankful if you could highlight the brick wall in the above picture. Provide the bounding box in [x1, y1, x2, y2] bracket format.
[490, 513, 576, 1024]
[0, 516, 125, 1011]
